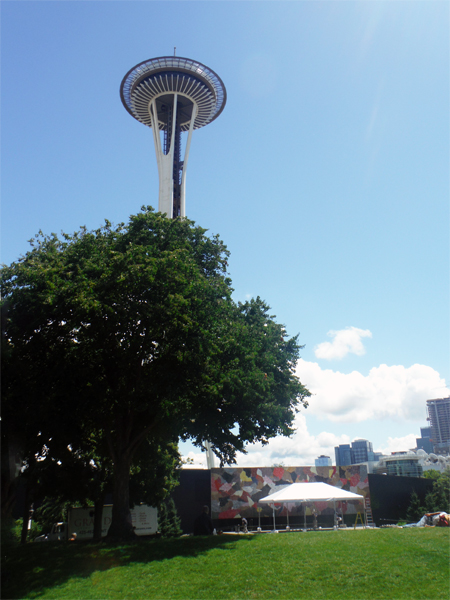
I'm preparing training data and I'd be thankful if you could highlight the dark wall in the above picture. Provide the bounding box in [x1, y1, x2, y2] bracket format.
[368, 473, 434, 525]
[173, 470, 437, 531]
[16, 468, 436, 532]
[171, 469, 211, 534]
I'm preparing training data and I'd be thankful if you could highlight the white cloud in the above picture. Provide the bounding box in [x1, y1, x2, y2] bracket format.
[180, 417, 349, 468]
[377, 434, 418, 456]
[226, 415, 350, 467]
[182, 451, 208, 469]
[179, 360, 449, 469]
[297, 359, 449, 423]
[314, 326, 372, 360]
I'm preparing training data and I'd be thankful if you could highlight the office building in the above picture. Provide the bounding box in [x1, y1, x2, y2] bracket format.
[427, 397, 450, 455]
[335, 444, 352, 467]
[335, 439, 376, 466]
[416, 427, 434, 454]
[376, 452, 423, 477]
[351, 439, 374, 463]
[315, 455, 332, 467]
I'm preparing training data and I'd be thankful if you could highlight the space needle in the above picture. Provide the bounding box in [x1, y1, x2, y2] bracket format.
[120, 55, 226, 218]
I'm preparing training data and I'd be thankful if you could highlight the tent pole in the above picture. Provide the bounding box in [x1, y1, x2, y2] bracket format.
[286, 506, 290, 530]
[303, 503, 306, 532]
[333, 500, 337, 530]
[272, 506, 276, 532]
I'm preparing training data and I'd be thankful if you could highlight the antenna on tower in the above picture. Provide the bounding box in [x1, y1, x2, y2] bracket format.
[174, 47, 176, 56]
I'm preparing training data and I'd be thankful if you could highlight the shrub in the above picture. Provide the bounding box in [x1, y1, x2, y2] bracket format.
[406, 491, 425, 523]
[158, 497, 182, 538]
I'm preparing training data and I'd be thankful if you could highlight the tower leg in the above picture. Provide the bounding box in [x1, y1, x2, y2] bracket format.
[150, 95, 178, 218]
[180, 104, 198, 218]
[150, 95, 198, 219]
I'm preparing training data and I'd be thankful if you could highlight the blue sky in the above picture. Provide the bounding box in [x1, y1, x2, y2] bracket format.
[2, 1, 448, 467]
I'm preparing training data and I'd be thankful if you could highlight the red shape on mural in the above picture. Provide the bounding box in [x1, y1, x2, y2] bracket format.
[212, 478, 222, 492]
[350, 474, 360, 487]
[218, 508, 240, 519]
[273, 467, 284, 479]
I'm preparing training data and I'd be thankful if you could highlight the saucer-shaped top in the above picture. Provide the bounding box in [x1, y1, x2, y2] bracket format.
[120, 56, 226, 131]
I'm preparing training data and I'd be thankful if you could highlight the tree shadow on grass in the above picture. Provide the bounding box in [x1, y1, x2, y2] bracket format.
[3, 534, 257, 599]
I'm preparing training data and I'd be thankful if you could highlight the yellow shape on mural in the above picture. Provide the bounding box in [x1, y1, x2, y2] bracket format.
[240, 471, 252, 482]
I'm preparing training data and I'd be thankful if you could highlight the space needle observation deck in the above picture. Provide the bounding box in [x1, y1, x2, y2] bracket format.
[120, 56, 226, 218]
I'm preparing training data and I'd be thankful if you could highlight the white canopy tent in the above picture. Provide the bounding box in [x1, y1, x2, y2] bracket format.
[259, 482, 364, 531]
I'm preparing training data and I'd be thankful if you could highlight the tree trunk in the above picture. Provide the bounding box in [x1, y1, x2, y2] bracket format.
[1, 471, 18, 521]
[106, 453, 136, 541]
[93, 493, 105, 541]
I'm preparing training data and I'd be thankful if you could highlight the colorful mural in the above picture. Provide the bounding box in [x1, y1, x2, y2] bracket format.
[211, 465, 369, 520]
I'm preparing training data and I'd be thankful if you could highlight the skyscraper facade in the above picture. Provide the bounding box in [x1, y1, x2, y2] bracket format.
[427, 397, 450, 454]
[335, 444, 352, 466]
[335, 439, 376, 466]
[351, 439, 374, 463]
[315, 455, 332, 467]
[416, 426, 434, 454]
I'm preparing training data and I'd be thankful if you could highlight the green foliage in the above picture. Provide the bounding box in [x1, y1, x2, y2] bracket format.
[1, 516, 20, 549]
[11, 518, 24, 543]
[406, 491, 425, 522]
[424, 468, 450, 513]
[157, 497, 182, 538]
[406, 469, 450, 520]
[129, 439, 181, 509]
[423, 491, 437, 513]
[422, 469, 441, 480]
[1, 207, 310, 539]
[32, 498, 72, 535]
[1, 517, 41, 547]
[13, 518, 42, 543]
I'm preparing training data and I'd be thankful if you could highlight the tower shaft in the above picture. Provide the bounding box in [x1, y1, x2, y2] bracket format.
[163, 101, 182, 218]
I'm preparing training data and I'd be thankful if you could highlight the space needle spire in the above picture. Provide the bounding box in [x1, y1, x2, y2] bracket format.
[120, 56, 226, 218]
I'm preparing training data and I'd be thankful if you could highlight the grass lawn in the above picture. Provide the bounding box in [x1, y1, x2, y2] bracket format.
[2, 528, 449, 600]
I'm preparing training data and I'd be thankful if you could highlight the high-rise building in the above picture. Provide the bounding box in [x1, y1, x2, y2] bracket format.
[351, 439, 374, 463]
[416, 426, 433, 454]
[120, 55, 226, 219]
[427, 397, 450, 455]
[315, 455, 332, 467]
[335, 439, 375, 466]
[335, 444, 352, 466]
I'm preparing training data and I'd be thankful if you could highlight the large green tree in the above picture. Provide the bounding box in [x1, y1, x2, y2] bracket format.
[1, 207, 310, 539]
